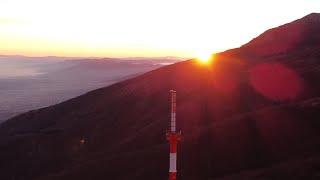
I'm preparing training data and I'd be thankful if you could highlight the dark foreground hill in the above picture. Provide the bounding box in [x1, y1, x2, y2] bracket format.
[0, 13, 320, 180]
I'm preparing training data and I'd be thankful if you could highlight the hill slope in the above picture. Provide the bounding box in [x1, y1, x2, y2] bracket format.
[0, 13, 320, 180]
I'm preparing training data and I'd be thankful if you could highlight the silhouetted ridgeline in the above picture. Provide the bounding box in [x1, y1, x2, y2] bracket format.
[0, 13, 320, 180]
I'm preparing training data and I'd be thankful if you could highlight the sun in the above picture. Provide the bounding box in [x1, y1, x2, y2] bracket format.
[195, 51, 214, 64]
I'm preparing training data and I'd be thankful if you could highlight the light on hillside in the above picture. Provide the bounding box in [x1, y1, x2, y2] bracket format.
[195, 51, 214, 64]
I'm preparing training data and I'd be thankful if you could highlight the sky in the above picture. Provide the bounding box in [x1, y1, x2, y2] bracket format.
[0, 0, 319, 58]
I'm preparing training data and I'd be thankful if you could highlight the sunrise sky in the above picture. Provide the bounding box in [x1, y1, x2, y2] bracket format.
[0, 0, 320, 58]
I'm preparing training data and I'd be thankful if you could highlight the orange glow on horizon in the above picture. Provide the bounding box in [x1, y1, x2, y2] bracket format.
[0, 0, 319, 57]
[196, 52, 213, 64]
[196, 52, 215, 65]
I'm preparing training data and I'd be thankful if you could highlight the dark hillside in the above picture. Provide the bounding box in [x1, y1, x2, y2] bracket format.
[0, 13, 320, 180]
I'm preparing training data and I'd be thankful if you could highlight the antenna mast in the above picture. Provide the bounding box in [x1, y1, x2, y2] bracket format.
[167, 90, 181, 180]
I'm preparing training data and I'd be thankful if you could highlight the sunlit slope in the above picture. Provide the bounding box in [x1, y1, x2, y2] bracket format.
[0, 13, 319, 180]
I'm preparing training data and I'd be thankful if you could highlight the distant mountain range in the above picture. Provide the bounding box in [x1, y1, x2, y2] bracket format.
[0, 13, 319, 180]
[0, 57, 182, 122]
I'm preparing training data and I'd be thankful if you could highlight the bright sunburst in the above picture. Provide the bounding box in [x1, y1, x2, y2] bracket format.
[196, 51, 213, 64]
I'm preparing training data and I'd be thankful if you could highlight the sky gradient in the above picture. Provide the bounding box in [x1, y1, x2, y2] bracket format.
[0, 0, 320, 58]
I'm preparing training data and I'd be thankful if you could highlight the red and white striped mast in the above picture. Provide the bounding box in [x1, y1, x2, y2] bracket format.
[167, 90, 181, 180]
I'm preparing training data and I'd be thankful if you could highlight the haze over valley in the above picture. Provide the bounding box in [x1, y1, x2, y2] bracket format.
[0, 13, 320, 180]
[0, 56, 182, 122]
[1, 0, 320, 179]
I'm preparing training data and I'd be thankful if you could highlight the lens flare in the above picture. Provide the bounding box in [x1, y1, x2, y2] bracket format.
[249, 63, 304, 101]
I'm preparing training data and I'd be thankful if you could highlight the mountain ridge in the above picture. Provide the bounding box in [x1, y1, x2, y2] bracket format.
[0, 13, 320, 180]
[221, 13, 320, 58]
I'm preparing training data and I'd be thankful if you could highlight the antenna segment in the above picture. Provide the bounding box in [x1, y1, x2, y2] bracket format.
[167, 90, 181, 180]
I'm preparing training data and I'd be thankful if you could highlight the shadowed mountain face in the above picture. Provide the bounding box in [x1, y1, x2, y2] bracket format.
[0, 13, 320, 180]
